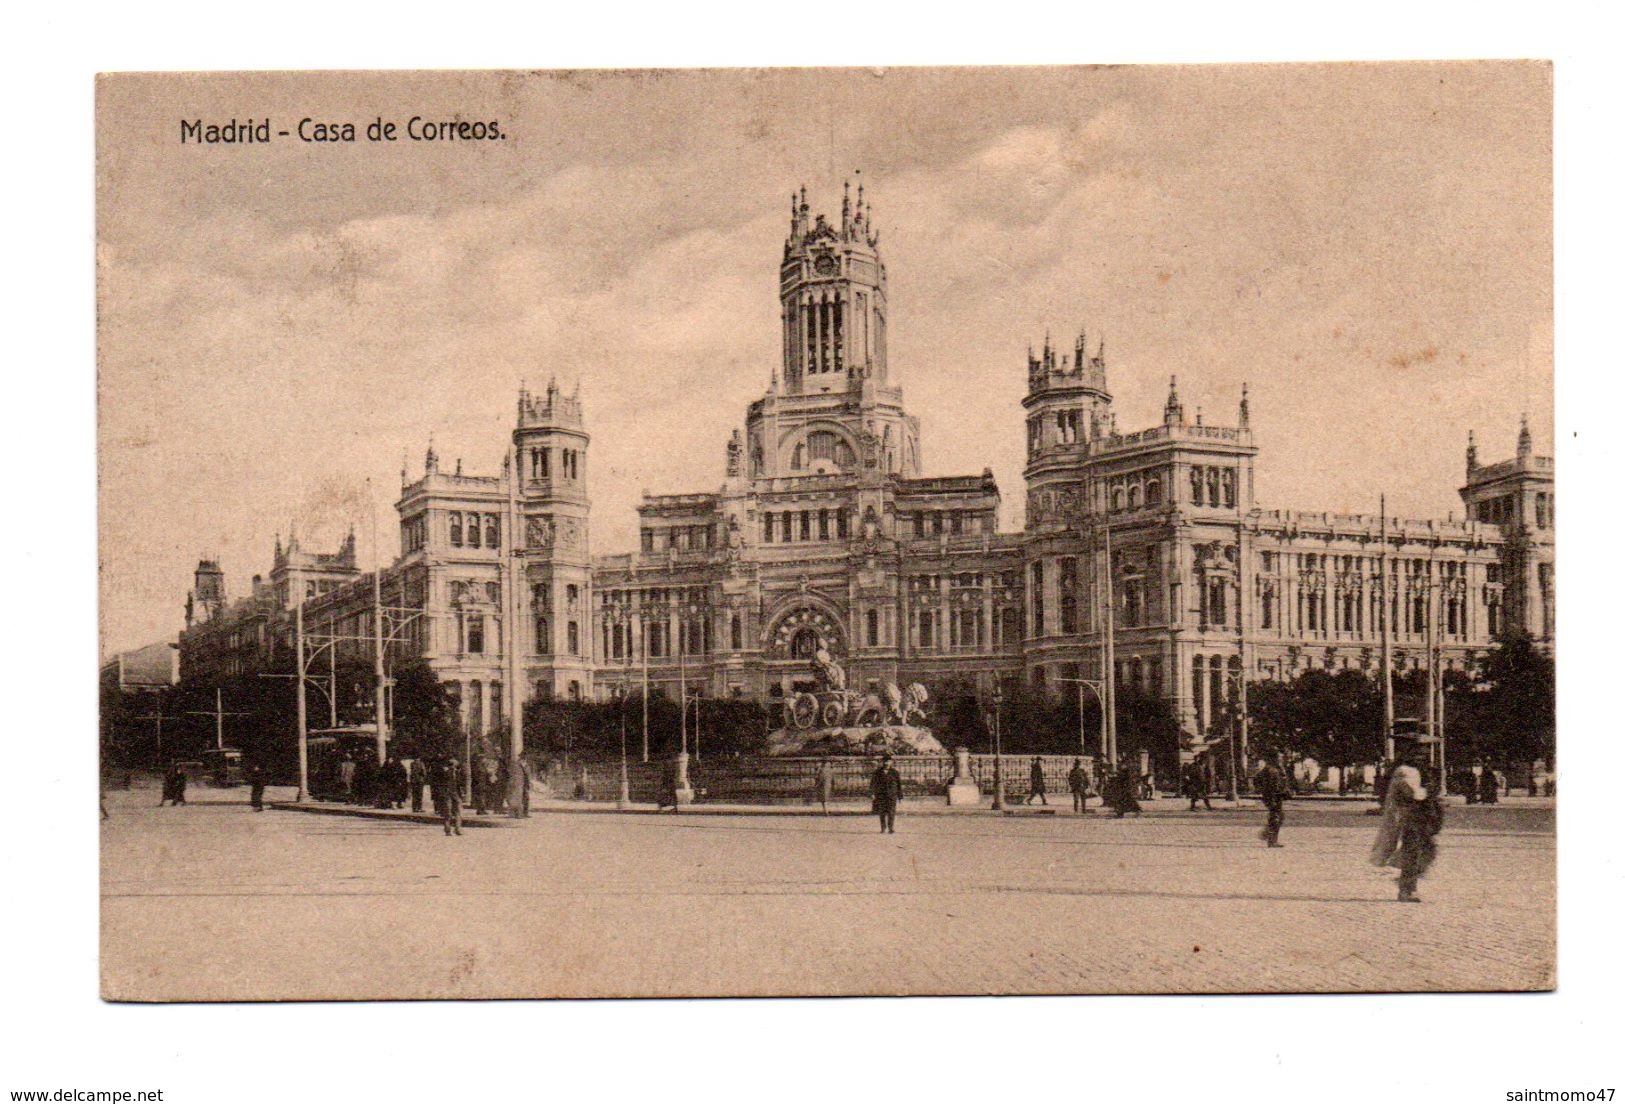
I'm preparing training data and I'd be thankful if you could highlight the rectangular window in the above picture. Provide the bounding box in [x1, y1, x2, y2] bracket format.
[919, 610, 934, 649]
[799, 511, 811, 541]
[763, 514, 775, 543]
[866, 608, 879, 647]
[818, 509, 830, 541]
[567, 621, 579, 656]
[540, 449, 551, 479]
[781, 511, 792, 541]
[466, 615, 484, 654]
[641, 529, 654, 553]
[837, 510, 849, 540]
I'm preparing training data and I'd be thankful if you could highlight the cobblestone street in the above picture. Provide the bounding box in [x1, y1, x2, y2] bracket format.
[101, 787, 1554, 1000]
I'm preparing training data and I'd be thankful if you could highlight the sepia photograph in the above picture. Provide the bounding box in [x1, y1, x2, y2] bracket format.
[95, 62, 1555, 1003]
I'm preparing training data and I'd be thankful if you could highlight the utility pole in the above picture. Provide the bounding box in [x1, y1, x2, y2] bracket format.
[1103, 524, 1117, 768]
[185, 689, 250, 751]
[1380, 495, 1394, 762]
[295, 599, 308, 800]
[506, 448, 523, 781]
[367, 481, 387, 766]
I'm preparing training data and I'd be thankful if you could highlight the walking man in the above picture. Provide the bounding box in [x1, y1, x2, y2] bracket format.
[338, 754, 356, 803]
[1183, 760, 1213, 811]
[430, 756, 463, 837]
[870, 753, 903, 834]
[160, 761, 187, 806]
[1067, 758, 1090, 814]
[507, 757, 531, 819]
[816, 759, 835, 815]
[247, 761, 267, 812]
[1370, 742, 1444, 902]
[409, 757, 427, 813]
[1254, 753, 1289, 847]
[1026, 757, 1049, 806]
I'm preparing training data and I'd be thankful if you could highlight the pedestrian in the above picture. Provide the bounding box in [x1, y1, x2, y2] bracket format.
[1026, 757, 1048, 806]
[1370, 743, 1444, 902]
[247, 761, 267, 812]
[870, 753, 902, 834]
[409, 757, 427, 813]
[474, 752, 500, 816]
[1479, 767, 1500, 806]
[657, 759, 680, 813]
[429, 756, 463, 836]
[160, 761, 188, 806]
[1182, 760, 1213, 811]
[1254, 754, 1290, 848]
[1140, 772, 1155, 801]
[507, 756, 531, 819]
[1107, 765, 1142, 818]
[816, 759, 835, 815]
[338, 754, 356, 803]
[1067, 758, 1090, 814]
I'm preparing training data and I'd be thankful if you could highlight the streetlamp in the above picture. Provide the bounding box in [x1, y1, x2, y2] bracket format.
[990, 681, 1006, 812]
[605, 597, 633, 810]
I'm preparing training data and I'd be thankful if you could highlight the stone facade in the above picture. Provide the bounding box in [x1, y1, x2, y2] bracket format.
[178, 186, 1555, 754]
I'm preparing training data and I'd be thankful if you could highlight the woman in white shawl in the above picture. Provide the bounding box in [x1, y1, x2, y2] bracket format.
[1370, 745, 1444, 902]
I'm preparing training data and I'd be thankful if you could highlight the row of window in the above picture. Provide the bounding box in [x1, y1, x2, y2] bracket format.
[449, 512, 500, 550]
[641, 524, 716, 554]
[525, 446, 581, 482]
[906, 510, 991, 538]
[763, 507, 851, 543]
[1190, 466, 1238, 509]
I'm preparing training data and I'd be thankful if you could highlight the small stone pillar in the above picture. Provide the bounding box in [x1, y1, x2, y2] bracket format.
[947, 746, 982, 806]
[673, 751, 696, 806]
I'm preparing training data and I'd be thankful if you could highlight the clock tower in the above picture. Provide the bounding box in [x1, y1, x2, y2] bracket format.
[780, 181, 888, 394]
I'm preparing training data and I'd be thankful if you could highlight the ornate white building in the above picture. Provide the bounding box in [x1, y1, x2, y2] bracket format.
[180, 185, 1554, 756]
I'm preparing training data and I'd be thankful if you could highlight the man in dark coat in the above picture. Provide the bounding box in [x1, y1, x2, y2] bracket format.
[247, 761, 267, 812]
[1026, 757, 1049, 806]
[870, 753, 903, 833]
[429, 756, 463, 836]
[160, 761, 187, 806]
[1107, 765, 1142, 818]
[1478, 766, 1500, 805]
[1067, 758, 1090, 815]
[1371, 744, 1444, 902]
[1182, 760, 1213, 811]
[409, 757, 428, 812]
[1254, 754, 1290, 847]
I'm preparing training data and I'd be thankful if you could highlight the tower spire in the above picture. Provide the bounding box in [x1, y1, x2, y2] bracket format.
[1239, 382, 1251, 430]
[1164, 375, 1183, 425]
[1517, 414, 1532, 459]
[1466, 429, 1479, 475]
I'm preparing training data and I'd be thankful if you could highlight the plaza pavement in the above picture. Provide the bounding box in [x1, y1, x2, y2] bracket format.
[100, 783, 1554, 1001]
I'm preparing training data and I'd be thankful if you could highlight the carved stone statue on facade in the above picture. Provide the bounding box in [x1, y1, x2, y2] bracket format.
[726, 429, 743, 477]
[527, 517, 554, 549]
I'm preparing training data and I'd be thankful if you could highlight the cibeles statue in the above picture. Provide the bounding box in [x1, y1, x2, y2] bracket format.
[768, 641, 942, 757]
[813, 646, 847, 693]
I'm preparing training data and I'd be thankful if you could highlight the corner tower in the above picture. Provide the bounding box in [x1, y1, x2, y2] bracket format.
[514, 380, 594, 700]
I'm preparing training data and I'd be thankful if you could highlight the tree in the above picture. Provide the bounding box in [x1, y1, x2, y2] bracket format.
[390, 661, 459, 760]
[1470, 632, 1556, 771]
[1244, 668, 1382, 790]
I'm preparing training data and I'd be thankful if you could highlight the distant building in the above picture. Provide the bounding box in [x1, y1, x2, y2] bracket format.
[176, 185, 1554, 759]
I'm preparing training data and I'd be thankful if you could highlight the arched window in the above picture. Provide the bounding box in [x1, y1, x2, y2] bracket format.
[1111, 487, 1124, 512]
[791, 628, 819, 659]
[567, 621, 579, 656]
[469, 680, 483, 735]
[1222, 469, 1236, 508]
[535, 615, 550, 656]
[792, 443, 805, 469]
[865, 608, 879, 647]
[730, 614, 743, 652]
[1207, 468, 1222, 506]
[485, 514, 499, 548]
[449, 511, 463, 546]
[1146, 479, 1163, 507]
[1128, 484, 1142, 510]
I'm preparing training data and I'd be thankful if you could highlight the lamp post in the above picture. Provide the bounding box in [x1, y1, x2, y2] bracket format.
[605, 597, 632, 810]
[990, 681, 1006, 812]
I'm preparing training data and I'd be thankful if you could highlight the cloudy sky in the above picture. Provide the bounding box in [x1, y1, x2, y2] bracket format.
[97, 63, 1551, 658]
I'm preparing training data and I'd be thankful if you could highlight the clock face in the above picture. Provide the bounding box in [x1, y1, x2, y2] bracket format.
[813, 253, 837, 277]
